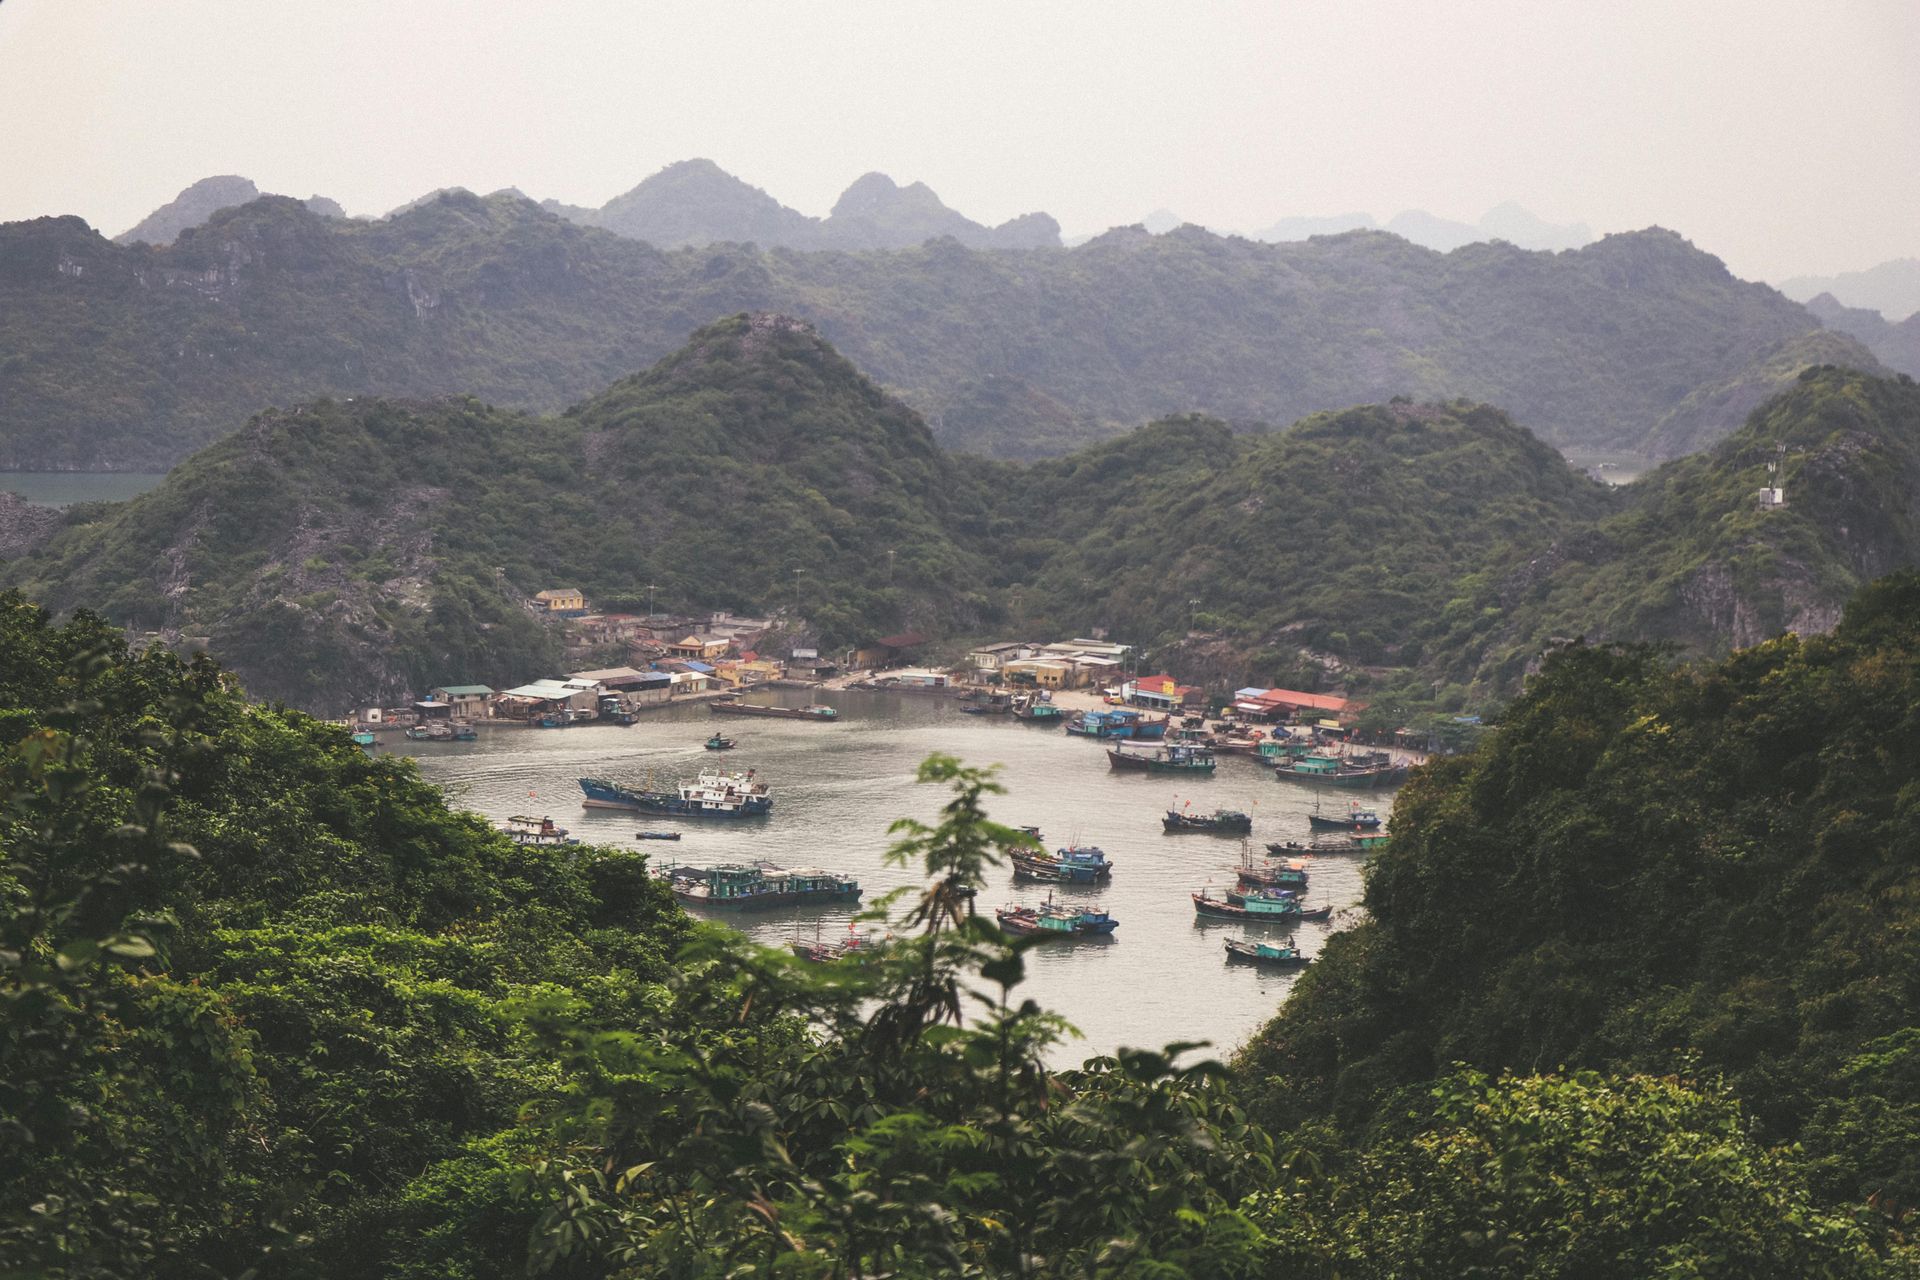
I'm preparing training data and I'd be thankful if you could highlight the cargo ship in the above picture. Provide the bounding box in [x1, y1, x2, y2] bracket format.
[710, 698, 839, 721]
[577, 770, 773, 817]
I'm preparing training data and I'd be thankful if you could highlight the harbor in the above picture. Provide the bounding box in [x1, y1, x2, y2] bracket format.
[393, 685, 1407, 1065]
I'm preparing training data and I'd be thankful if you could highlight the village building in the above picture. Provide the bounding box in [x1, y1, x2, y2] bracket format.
[533, 588, 587, 617]
[568, 666, 655, 692]
[497, 678, 601, 720]
[968, 641, 1031, 671]
[786, 647, 839, 679]
[667, 635, 733, 661]
[1230, 687, 1354, 722]
[879, 667, 950, 689]
[569, 613, 653, 646]
[412, 699, 453, 722]
[852, 631, 927, 669]
[1122, 674, 1203, 711]
[1002, 658, 1082, 689]
[427, 684, 495, 720]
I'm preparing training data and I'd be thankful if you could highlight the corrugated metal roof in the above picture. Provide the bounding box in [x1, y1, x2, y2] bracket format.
[433, 684, 495, 697]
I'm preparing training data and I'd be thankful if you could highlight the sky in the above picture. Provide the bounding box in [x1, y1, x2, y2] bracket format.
[1, 0, 1914, 282]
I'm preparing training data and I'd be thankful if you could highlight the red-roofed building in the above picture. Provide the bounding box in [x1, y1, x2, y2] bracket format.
[1234, 687, 1352, 720]
[1124, 674, 1203, 711]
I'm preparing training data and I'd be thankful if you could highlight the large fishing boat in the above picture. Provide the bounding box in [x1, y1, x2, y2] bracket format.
[1192, 889, 1332, 923]
[1270, 750, 1409, 789]
[499, 815, 577, 846]
[1162, 807, 1252, 833]
[996, 894, 1119, 938]
[710, 698, 839, 721]
[1107, 743, 1216, 773]
[1065, 708, 1169, 740]
[671, 861, 861, 910]
[1011, 844, 1114, 884]
[1307, 801, 1383, 830]
[1012, 695, 1065, 724]
[578, 770, 773, 817]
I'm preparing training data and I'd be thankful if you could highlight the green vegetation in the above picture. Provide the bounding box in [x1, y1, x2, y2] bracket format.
[10, 586, 1920, 1276]
[1237, 572, 1920, 1228]
[0, 189, 1866, 469]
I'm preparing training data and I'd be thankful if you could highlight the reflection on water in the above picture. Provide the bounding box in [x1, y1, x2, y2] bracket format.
[0, 472, 168, 506]
[396, 689, 1395, 1065]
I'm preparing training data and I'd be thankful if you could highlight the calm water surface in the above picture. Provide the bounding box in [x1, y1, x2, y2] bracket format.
[0, 472, 168, 506]
[396, 690, 1395, 1066]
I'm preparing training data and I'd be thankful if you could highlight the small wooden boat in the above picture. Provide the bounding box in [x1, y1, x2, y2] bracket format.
[1011, 844, 1113, 884]
[790, 925, 878, 963]
[1013, 697, 1065, 724]
[1162, 807, 1251, 833]
[1224, 937, 1311, 967]
[704, 734, 736, 750]
[1236, 857, 1308, 894]
[634, 830, 683, 841]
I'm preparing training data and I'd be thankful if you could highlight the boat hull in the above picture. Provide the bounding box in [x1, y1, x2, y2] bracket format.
[676, 885, 861, 911]
[1224, 939, 1310, 966]
[710, 701, 838, 721]
[578, 778, 772, 817]
[1308, 813, 1382, 830]
[1193, 893, 1332, 923]
[1273, 765, 1408, 788]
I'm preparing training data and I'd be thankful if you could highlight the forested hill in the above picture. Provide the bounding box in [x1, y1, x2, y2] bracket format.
[1235, 572, 1920, 1230]
[0, 187, 1870, 469]
[3, 315, 999, 710]
[9, 313, 1918, 718]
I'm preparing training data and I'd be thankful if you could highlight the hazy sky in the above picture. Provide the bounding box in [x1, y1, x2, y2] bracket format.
[2, 0, 1914, 281]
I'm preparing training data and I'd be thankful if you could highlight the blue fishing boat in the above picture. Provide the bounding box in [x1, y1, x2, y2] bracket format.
[1223, 937, 1311, 967]
[350, 730, 376, 747]
[996, 893, 1119, 938]
[1065, 708, 1169, 740]
[1193, 889, 1332, 923]
[1308, 801, 1383, 830]
[578, 770, 773, 818]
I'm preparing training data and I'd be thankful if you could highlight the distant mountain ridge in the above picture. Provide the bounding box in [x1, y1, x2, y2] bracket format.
[0, 189, 1871, 470]
[1252, 200, 1593, 253]
[1779, 257, 1920, 321]
[1800, 293, 1920, 380]
[114, 175, 344, 246]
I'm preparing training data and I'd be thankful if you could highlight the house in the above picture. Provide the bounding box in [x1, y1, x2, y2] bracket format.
[1123, 675, 1202, 711]
[1756, 485, 1786, 509]
[568, 666, 654, 692]
[428, 684, 496, 720]
[411, 699, 453, 722]
[787, 647, 839, 679]
[533, 588, 588, 617]
[853, 631, 927, 669]
[668, 635, 733, 661]
[1231, 687, 1353, 721]
[969, 641, 1031, 671]
[1002, 658, 1080, 689]
[497, 678, 600, 720]
[881, 667, 950, 689]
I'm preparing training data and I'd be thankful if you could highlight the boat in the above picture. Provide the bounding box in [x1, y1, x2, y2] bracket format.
[704, 734, 736, 750]
[1308, 801, 1383, 831]
[1011, 844, 1113, 884]
[578, 770, 773, 818]
[710, 699, 838, 721]
[1192, 889, 1332, 923]
[536, 713, 570, 729]
[1107, 743, 1216, 773]
[1065, 708, 1170, 740]
[959, 692, 1015, 716]
[1236, 855, 1309, 894]
[634, 831, 683, 841]
[673, 862, 861, 910]
[350, 730, 376, 747]
[405, 723, 454, 742]
[1012, 695, 1065, 724]
[789, 928, 878, 963]
[1271, 750, 1409, 788]
[1224, 937, 1311, 967]
[1162, 807, 1252, 833]
[451, 724, 478, 741]
[1265, 840, 1314, 856]
[995, 893, 1119, 939]
[500, 815, 577, 846]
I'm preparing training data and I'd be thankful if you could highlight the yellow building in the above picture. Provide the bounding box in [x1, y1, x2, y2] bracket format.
[533, 588, 586, 615]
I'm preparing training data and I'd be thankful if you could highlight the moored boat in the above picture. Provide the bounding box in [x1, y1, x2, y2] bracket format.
[704, 734, 736, 750]
[350, 730, 376, 747]
[634, 830, 682, 841]
[1065, 708, 1170, 740]
[1011, 844, 1113, 884]
[1271, 750, 1409, 788]
[1107, 743, 1216, 772]
[500, 815, 577, 846]
[674, 862, 861, 910]
[1162, 807, 1251, 833]
[996, 893, 1119, 939]
[1192, 889, 1332, 923]
[1308, 801, 1383, 830]
[711, 698, 838, 721]
[1012, 696, 1065, 724]
[1224, 937, 1311, 967]
[1236, 857, 1309, 894]
[578, 770, 773, 818]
